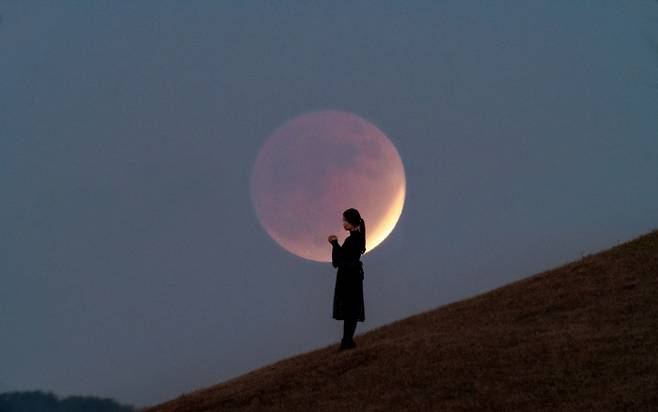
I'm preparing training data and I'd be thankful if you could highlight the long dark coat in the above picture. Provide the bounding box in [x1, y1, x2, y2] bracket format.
[330, 230, 365, 322]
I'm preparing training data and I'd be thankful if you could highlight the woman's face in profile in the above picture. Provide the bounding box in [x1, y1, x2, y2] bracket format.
[343, 218, 357, 231]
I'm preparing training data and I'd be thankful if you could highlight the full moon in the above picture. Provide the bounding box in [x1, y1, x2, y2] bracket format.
[250, 110, 406, 262]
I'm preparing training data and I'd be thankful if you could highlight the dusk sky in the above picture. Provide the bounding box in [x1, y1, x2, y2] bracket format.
[2, 1, 657, 409]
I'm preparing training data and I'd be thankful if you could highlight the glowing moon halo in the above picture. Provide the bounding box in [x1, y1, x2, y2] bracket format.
[250, 110, 406, 262]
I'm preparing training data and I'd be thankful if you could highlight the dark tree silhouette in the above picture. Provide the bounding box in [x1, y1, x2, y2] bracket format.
[0, 390, 135, 412]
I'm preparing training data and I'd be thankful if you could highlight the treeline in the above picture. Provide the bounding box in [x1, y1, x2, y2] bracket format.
[0, 390, 135, 412]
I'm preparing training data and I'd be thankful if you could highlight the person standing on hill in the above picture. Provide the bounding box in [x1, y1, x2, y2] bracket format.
[327, 208, 366, 351]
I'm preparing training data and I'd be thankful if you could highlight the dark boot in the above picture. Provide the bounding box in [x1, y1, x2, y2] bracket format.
[338, 338, 356, 351]
[339, 319, 358, 350]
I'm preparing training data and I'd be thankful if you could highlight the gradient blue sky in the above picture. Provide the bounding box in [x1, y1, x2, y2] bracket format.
[2, 1, 657, 408]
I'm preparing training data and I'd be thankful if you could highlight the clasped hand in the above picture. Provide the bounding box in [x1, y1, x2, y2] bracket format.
[327, 235, 337, 243]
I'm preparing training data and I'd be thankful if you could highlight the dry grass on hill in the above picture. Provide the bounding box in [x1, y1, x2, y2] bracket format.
[141, 228, 658, 411]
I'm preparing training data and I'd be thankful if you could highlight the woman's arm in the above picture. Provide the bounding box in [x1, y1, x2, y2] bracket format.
[330, 238, 341, 268]
[331, 237, 360, 268]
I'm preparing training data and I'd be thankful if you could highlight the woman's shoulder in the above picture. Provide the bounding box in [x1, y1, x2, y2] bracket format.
[345, 230, 363, 240]
[346, 232, 362, 245]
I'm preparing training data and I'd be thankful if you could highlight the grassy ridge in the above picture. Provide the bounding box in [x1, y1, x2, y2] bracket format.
[141, 228, 658, 411]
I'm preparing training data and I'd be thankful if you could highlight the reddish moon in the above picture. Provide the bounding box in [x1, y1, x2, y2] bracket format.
[250, 110, 406, 262]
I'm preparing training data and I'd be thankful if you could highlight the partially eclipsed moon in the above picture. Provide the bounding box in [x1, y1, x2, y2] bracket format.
[250, 110, 406, 262]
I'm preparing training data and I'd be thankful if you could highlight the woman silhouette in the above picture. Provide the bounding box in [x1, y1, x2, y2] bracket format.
[327, 208, 366, 351]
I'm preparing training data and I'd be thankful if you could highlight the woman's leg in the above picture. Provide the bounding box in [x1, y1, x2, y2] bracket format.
[343, 318, 357, 343]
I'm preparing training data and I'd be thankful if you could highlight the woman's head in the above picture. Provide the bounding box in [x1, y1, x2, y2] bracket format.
[342, 208, 366, 253]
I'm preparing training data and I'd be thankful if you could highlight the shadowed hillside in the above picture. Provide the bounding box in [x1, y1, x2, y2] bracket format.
[141, 228, 658, 411]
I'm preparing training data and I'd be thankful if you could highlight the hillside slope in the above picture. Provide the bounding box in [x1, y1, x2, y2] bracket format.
[141, 228, 658, 411]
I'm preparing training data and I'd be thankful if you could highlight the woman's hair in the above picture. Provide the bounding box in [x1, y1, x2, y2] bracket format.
[343, 208, 366, 254]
